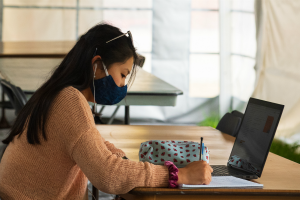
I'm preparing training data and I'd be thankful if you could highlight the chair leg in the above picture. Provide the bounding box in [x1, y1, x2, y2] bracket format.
[107, 106, 120, 124]
[92, 186, 99, 200]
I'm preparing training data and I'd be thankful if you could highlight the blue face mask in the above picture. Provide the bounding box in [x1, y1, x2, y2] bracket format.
[90, 62, 127, 106]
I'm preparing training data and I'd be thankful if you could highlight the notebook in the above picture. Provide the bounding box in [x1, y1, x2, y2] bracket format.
[179, 176, 263, 189]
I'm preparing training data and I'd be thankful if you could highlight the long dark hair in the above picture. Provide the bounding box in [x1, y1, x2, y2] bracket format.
[3, 23, 138, 145]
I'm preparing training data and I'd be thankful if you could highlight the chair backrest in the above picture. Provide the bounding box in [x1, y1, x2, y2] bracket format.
[0, 143, 8, 163]
[231, 110, 244, 119]
[1, 80, 28, 115]
[216, 110, 244, 137]
[136, 53, 146, 68]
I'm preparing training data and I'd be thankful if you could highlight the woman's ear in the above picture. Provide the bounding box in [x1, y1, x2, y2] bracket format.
[92, 55, 102, 72]
[91, 55, 102, 66]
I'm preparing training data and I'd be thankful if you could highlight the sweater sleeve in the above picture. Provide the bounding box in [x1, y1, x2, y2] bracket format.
[49, 87, 123, 158]
[104, 141, 126, 158]
[71, 127, 169, 194]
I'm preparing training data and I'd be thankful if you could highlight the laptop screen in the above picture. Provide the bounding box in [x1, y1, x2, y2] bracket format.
[228, 98, 284, 177]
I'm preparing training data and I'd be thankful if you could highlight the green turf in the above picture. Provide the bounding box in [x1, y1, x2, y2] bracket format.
[270, 139, 300, 164]
[198, 116, 300, 164]
[197, 114, 220, 128]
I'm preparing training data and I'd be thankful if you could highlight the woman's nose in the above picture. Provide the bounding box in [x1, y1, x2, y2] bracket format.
[120, 81, 125, 87]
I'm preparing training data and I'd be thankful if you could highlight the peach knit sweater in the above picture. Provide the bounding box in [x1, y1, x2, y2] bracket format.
[0, 86, 169, 199]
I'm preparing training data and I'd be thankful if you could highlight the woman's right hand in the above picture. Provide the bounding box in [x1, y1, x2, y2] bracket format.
[177, 161, 213, 185]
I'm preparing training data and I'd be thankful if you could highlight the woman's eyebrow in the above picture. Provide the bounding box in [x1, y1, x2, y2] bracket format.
[126, 69, 131, 75]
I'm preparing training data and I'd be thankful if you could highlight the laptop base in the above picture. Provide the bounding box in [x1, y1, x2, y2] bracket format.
[211, 165, 258, 179]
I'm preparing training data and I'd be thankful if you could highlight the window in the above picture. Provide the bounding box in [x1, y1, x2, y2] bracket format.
[1, 0, 256, 100]
[189, 0, 219, 98]
[189, 0, 256, 100]
[231, 0, 256, 101]
[1, 0, 153, 72]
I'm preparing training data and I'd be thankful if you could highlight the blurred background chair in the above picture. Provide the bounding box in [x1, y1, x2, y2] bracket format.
[0, 79, 28, 162]
[231, 110, 244, 119]
[216, 110, 244, 137]
[0, 84, 14, 129]
[1, 80, 27, 115]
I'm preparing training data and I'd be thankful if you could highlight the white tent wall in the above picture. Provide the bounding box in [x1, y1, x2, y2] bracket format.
[151, 0, 192, 122]
[128, 0, 254, 124]
[105, 0, 220, 124]
[254, 0, 300, 137]
[144, 0, 214, 124]
[0, 0, 257, 126]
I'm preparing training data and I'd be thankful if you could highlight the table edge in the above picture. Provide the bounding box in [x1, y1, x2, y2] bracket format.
[0, 54, 66, 58]
[128, 188, 300, 196]
[23, 90, 183, 96]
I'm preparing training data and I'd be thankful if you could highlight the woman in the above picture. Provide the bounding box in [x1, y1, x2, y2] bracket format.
[0, 23, 212, 199]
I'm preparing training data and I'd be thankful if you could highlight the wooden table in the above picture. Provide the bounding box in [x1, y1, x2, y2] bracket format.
[0, 57, 182, 125]
[0, 41, 183, 124]
[96, 125, 300, 200]
[0, 58, 182, 107]
[0, 41, 75, 58]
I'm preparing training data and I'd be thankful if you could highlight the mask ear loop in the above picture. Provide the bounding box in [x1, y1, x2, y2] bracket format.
[93, 63, 97, 114]
[102, 62, 109, 76]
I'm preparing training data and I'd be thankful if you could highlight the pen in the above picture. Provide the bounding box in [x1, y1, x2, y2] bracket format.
[199, 137, 203, 161]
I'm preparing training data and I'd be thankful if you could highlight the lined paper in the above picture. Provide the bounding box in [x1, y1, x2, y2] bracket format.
[179, 176, 263, 189]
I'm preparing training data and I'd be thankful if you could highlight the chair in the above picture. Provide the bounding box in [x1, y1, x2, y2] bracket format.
[0, 88, 14, 128]
[0, 80, 28, 162]
[216, 110, 244, 137]
[0, 80, 27, 115]
[231, 110, 244, 119]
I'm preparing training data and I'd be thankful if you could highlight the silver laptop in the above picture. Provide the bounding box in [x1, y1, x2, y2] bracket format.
[211, 98, 284, 179]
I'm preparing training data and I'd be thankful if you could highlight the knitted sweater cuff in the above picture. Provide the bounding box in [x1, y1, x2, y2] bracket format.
[148, 165, 169, 188]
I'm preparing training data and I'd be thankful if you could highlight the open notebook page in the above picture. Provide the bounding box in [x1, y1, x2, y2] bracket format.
[179, 176, 263, 189]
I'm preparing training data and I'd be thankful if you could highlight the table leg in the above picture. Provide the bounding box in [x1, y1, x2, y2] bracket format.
[92, 186, 99, 200]
[125, 106, 130, 125]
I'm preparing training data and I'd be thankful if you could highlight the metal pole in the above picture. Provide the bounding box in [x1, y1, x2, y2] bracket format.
[99, 106, 105, 114]
[75, 0, 79, 39]
[125, 106, 130, 125]
[219, 0, 232, 117]
[0, 0, 3, 41]
[107, 106, 120, 125]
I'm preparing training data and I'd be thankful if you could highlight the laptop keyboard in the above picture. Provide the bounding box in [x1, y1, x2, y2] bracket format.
[211, 165, 251, 176]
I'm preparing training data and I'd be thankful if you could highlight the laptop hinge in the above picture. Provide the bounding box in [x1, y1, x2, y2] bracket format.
[228, 163, 259, 176]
